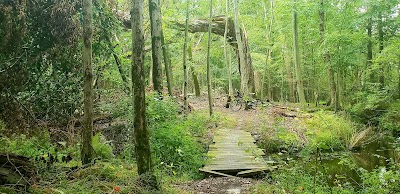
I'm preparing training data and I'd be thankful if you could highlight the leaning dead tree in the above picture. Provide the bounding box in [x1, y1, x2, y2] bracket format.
[121, 15, 255, 95]
[174, 16, 255, 95]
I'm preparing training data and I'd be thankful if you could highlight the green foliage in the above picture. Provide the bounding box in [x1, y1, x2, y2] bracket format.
[0, 133, 54, 158]
[260, 117, 301, 153]
[349, 89, 391, 125]
[379, 100, 400, 134]
[29, 160, 162, 194]
[251, 160, 355, 194]
[359, 165, 400, 193]
[93, 133, 114, 160]
[304, 111, 356, 151]
[0, 119, 5, 133]
[146, 94, 180, 125]
[150, 112, 213, 179]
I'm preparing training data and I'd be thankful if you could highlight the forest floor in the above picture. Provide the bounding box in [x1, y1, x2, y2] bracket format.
[176, 95, 303, 194]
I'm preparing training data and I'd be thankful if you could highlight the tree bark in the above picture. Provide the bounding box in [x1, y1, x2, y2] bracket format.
[149, 0, 163, 94]
[378, 12, 385, 88]
[132, 0, 152, 176]
[367, 17, 374, 82]
[263, 0, 274, 101]
[398, 57, 400, 99]
[283, 43, 295, 103]
[318, 0, 336, 109]
[82, 0, 94, 165]
[182, 0, 189, 115]
[224, 0, 233, 97]
[161, 31, 173, 96]
[207, 0, 213, 116]
[292, 0, 306, 105]
[112, 52, 130, 94]
[234, 0, 249, 97]
[188, 42, 201, 97]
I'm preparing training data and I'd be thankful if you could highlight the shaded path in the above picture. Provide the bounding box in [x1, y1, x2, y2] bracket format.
[200, 128, 268, 177]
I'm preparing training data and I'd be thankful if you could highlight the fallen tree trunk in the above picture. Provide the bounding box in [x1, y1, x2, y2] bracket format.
[173, 16, 255, 94]
[0, 153, 36, 186]
[120, 15, 255, 94]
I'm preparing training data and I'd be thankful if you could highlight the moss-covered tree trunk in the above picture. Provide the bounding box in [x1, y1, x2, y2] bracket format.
[378, 12, 385, 88]
[132, 0, 152, 176]
[367, 17, 374, 82]
[82, 0, 94, 165]
[318, 0, 336, 109]
[149, 0, 163, 94]
[161, 32, 173, 96]
[187, 43, 201, 97]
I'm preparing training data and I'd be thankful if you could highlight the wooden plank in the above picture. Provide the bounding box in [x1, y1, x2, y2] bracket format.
[236, 168, 271, 177]
[199, 169, 236, 178]
[200, 127, 269, 177]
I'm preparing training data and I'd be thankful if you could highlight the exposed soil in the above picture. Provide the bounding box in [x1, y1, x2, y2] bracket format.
[176, 177, 258, 194]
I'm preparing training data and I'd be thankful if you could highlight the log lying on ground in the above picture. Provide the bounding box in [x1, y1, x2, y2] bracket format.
[0, 153, 36, 186]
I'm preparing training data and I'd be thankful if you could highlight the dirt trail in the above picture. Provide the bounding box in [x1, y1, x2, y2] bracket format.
[177, 96, 268, 194]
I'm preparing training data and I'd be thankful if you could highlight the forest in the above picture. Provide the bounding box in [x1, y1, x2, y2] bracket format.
[0, 0, 399, 193]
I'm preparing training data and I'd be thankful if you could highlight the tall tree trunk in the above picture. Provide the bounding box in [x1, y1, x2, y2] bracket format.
[182, 0, 190, 115]
[318, 0, 336, 109]
[112, 53, 130, 94]
[292, 0, 306, 105]
[106, 35, 130, 94]
[161, 32, 173, 96]
[367, 17, 374, 82]
[398, 57, 400, 99]
[224, 0, 233, 97]
[234, 0, 248, 97]
[283, 43, 295, 103]
[263, 0, 274, 101]
[207, 0, 213, 116]
[378, 13, 385, 88]
[242, 25, 256, 95]
[132, 0, 152, 176]
[82, 0, 94, 165]
[187, 43, 201, 97]
[149, 0, 163, 94]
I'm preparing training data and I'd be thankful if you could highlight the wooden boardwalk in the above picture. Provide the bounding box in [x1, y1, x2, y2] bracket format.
[200, 128, 270, 177]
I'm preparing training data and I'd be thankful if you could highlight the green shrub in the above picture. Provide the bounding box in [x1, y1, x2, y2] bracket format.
[304, 111, 356, 151]
[150, 121, 202, 178]
[259, 116, 302, 153]
[379, 100, 400, 135]
[150, 112, 215, 179]
[93, 133, 114, 160]
[146, 94, 179, 126]
[349, 89, 391, 125]
[0, 133, 54, 158]
[250, 160, 355, 194]
[360, 165, 400, 193]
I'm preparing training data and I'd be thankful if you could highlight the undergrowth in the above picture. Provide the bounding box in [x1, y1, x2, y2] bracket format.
[303, 111, 357, 151]
[0, 92, 222, 193]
